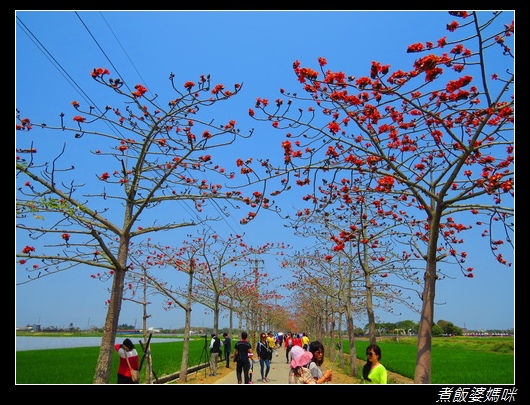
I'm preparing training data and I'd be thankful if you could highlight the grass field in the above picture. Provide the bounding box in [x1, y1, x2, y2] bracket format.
[347, 336, 514, 384]
[15, 335, 514, 384]
[16, 336, 208, 384]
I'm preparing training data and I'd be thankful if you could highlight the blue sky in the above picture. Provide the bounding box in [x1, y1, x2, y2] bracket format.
[15, 10, 514, 332]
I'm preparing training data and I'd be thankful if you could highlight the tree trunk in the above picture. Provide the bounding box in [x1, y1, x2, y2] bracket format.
[93, 266, 126, 383]
[414, 259, 436, 383]
[346, 308, 358, 377]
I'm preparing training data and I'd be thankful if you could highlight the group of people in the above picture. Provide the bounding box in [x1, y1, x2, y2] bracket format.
[282, 332, 310, 363]
[288, 340, 387, 384]
[288, 341, 333, 384]
[114, 333, 387, 384]
[208, 332, 232, 376]
[227, 331, 336, 385]
[209, 330, 278, 384]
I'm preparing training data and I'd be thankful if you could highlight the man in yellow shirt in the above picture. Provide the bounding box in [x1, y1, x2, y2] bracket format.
[266, 332, 276, 362]
[301, 333, 310, 350]
[266, 332, 275, 349]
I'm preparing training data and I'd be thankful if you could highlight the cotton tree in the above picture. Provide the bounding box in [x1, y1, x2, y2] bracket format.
[93, 257, 164, 384]
[124, 236, 207, 383]
[288, 210, 424, 375]
[284, 259, 348, 358]
[15, 69, 265, 383]
[246, 11, 514, 383]
[88, 227, 286, 381]
[289, 184, 427, 333]
[185, 230, 288, 334]
[144, 230, 286, 336]
[226, 258, 284, 346]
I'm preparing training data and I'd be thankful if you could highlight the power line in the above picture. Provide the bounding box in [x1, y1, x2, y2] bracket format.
[74, 11, 133, 95]
[96, 12, 153, 97]
[77, 12, 247, 239]
[16, 14, 125, 140]
[16, 16, 100, 111]
[18, 12, 255, 247]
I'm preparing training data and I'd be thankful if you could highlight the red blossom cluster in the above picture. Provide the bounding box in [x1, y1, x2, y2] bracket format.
[22, 246, 35, 254]
[91, 67, 110, 78]
[132, 84, 148, 98]
[16, 117, 32, 131]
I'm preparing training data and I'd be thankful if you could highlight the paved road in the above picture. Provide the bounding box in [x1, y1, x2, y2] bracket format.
[214, 347, 291, 384]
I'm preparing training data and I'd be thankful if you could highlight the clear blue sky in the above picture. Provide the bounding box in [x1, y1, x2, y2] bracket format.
[15, 10, 514, 332]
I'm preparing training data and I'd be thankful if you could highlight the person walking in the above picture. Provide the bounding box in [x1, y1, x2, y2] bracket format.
[114, 338, 140, 384]
[222, 332, 232, 368]
[266, 332, 276, 362]
[232, 331, 253, 384]
[362, 344, 387, 384]
[248, 351, 255, 383]
[209, 333, 221, 376]
[307, 341, 333, 383]
[256, 333, 272, 382]
[301, 332, 310, 350]
[284, 332, 293, 363]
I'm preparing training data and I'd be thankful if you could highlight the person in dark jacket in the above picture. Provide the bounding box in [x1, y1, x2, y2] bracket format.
[232, 331, 253, 384]
[256, 332, 272, 382]
[209, 333, 221, 376]
[222, 332, 232, 368]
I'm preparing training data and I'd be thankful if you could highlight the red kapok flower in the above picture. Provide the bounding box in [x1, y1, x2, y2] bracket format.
[22, 246, 36, 254]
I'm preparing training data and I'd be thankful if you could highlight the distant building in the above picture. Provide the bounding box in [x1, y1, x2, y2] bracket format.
[16, 324, 40, 332]
[116, 329, 141, 334]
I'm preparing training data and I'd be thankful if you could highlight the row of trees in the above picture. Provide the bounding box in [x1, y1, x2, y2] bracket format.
[243, 11, 513, 383]
[18, 320, 512, 337]
[16, 11, 513, 383]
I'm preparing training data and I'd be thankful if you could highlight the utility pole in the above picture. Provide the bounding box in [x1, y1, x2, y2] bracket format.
[250, 257, 264, 348]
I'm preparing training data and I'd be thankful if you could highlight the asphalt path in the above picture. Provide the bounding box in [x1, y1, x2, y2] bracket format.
[214, 346, 291, 384]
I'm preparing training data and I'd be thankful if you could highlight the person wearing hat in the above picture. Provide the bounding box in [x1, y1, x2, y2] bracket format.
[288, 345, 332, 384]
